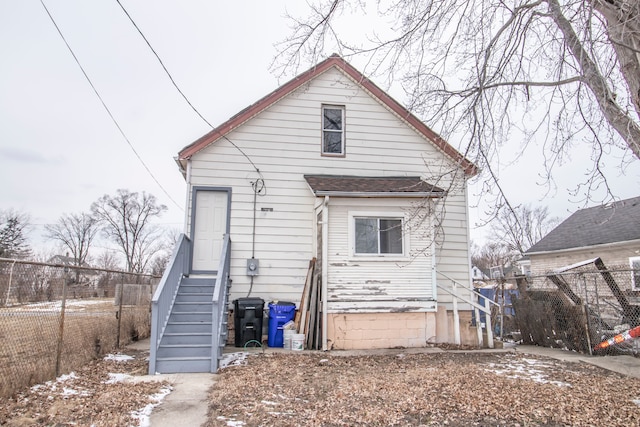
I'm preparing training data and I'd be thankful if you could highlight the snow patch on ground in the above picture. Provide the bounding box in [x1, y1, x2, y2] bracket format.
[30, 372, 93, 398]
[130, 385, 173, 427]
[217, 415, 246, 426]
[11, 299, 111, 312]
[104, 373, 133, 384]
[104, 353, 134, 362]
[485, 357, 572, 387]
[219, 352, 249, 369]
[633, 399, 640, 407]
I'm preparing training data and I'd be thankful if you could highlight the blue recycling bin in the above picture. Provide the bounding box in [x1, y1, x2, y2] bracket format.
[267, 301, 296, 347]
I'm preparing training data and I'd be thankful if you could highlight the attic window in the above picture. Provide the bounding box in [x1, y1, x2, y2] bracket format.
[322, 105, 345, 156]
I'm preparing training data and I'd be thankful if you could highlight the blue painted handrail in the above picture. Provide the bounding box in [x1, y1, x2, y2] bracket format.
[149, 234, 190, 374]
[211, 234, 231, 372]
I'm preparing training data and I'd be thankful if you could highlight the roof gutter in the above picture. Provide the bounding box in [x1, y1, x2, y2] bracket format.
[311, 191, 446, 198]
[526, 238, 640, 256]
[174, 156, 188, 179]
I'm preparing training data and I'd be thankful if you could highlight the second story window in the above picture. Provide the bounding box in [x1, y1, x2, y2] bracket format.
[322, 105, 345, 156]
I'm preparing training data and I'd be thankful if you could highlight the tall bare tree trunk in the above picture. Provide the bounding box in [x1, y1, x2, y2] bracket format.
[592, 0, 640, 120]
[547, 0, 640, 159]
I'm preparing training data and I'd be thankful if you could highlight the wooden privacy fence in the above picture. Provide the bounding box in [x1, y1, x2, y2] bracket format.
[0, 258, 158, 398]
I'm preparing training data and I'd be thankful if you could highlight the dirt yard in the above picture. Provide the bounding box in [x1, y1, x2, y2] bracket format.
[0, 348, 167, 427]
[206, 351, 640, 426]
[1, 348, 639, 426]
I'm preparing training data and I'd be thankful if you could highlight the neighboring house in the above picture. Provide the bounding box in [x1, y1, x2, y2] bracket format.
[150, 55, 480, 373]
[525, 196, 640, 290]
[471, 266, 489, 282]
[47, 254, 99, 287]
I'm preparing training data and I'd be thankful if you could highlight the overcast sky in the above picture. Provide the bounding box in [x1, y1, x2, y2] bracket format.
[1, 0, 639, 256]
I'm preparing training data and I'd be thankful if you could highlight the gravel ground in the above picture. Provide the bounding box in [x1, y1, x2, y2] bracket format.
[206, 351, 640, 426]
[0, 349, 168, 427]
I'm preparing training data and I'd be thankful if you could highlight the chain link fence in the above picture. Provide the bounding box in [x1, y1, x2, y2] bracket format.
[510, 259, 640, 356]
[0, 258, 159, 398]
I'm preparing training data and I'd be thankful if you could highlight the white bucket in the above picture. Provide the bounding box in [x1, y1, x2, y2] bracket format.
[283, 329, 295, 350]
[291, 333, 305, 351]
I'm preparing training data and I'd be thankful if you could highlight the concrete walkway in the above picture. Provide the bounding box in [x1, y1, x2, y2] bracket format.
[516, 344, 640, 379]
[126, 339, 640, 426]
[125, 339, 216, 427]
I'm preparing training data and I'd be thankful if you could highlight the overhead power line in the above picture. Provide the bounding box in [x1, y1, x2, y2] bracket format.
[39, 0, 183, 211]
[114, 0, 264, 178]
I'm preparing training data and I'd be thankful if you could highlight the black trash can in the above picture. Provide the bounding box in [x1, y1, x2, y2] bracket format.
[233, 297, 264, 347]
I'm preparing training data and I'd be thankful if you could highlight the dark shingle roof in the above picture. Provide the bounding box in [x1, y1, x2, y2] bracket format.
[303, 175, 445, 196]
[526, 196, 640, 254]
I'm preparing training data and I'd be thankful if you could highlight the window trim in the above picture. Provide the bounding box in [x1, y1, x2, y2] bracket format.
[348, 211, 408, 259]
[321, 104, 346, 157]
[630, 256, 640, 291]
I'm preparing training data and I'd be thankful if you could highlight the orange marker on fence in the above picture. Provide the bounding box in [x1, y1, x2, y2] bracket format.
[593, 325, 640, 351]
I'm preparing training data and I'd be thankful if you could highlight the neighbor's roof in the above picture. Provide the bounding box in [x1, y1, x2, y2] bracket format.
[526, 196, 640, 254]
[303, 175, 445, 197]
[177, 54, 478, 176]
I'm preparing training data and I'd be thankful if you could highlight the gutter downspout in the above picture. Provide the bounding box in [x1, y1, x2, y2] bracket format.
[183, 160, 192, 236]
[322, 196, 329, 351]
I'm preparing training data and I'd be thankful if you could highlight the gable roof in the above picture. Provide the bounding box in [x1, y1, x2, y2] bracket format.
[526, 196, 640, 254]
[304, 175, 445, 197]
[177, 55, 477, 176]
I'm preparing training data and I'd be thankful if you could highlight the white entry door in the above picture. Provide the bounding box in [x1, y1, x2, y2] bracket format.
[191, 190, 228, 273]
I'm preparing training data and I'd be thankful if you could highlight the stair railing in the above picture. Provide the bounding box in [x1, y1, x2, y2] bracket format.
[211, 234, 232, 372]
[149, 234, 190, 374]
[436, 271, 499, 348]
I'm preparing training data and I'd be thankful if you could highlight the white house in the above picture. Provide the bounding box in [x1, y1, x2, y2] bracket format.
[150, 55, 480, 373]
[181, 54, 478, 345]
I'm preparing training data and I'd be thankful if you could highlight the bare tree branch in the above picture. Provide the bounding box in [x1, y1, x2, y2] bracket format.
[91, 189, 167, 274]
[276, 0, 640, 215]
[44, 212, 98, 268]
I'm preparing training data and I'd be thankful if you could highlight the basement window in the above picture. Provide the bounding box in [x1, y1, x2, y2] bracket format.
[354, 217, 404, 255]
[322, 105, 345, 156]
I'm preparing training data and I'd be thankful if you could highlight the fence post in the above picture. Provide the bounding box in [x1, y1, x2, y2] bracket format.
[55, 276, 68, 377]
[499, 282, 504, 340]
[5, 260, 16, 305]
[581, 274, 593, 355]
[116, 273, 124, 349]
[452, 282, 460, 345]
[484, 296, 494, 349]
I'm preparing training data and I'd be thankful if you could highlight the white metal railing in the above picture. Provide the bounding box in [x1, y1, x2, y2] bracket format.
[149, 234, 190, 374]
[436, 271, 499, 348]
[210, 234, 231, 372]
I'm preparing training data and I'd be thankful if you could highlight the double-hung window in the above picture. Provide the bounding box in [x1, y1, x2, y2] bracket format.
[322, 105, 345, 156]
[354, 217, 404, 255]
[630, 257, 640, 290]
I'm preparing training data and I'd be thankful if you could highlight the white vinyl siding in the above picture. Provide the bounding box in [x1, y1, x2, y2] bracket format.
[187, 66, 471, 306]
[326, 199, 435, 313]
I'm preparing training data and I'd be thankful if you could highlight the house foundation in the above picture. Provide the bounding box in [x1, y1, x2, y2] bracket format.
[326, 311, 479, 350]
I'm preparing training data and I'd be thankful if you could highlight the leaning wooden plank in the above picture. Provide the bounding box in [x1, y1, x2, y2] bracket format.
[547, 274, 581, 305]
[594, 257, 640, 324]
[314, 272, 322, 349]
[297, 258, 316, 333]
[306, 272, 318, 349]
